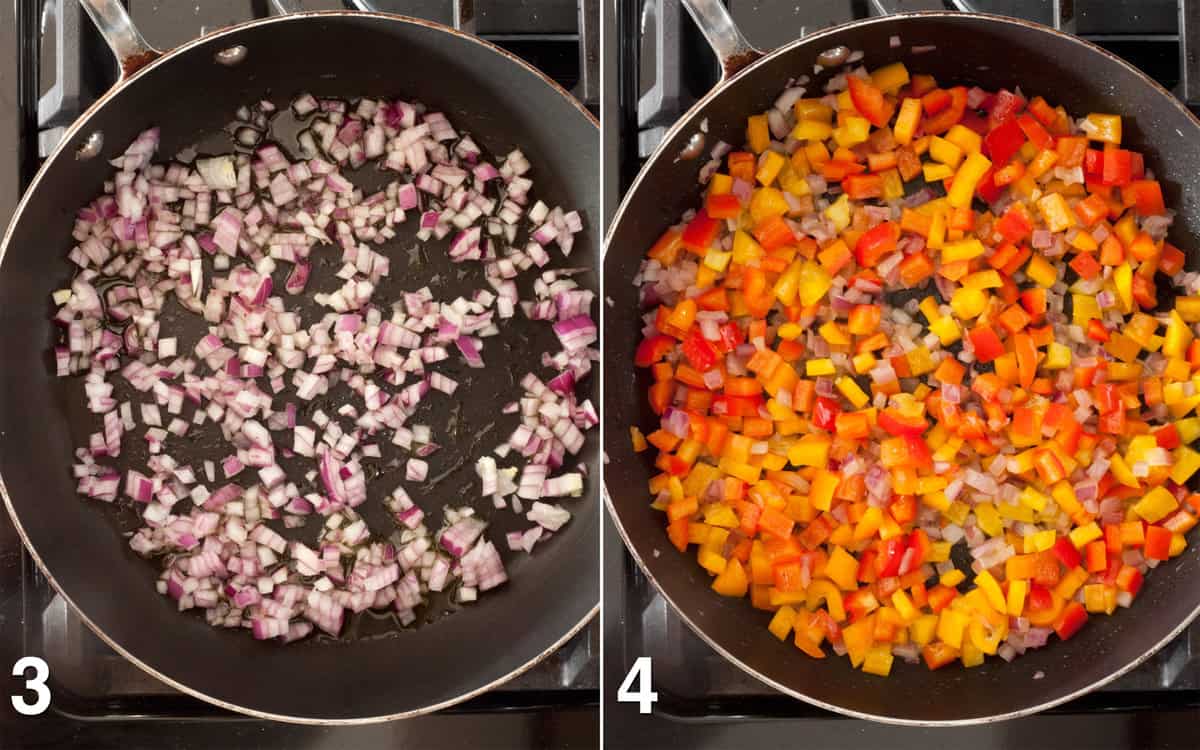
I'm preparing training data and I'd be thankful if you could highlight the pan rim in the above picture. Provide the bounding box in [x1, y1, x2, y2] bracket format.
[602, 8, 1200, 726]
[1, 9, 598, 725]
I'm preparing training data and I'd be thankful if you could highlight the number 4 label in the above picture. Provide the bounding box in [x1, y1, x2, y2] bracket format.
[616, 656, 658, 714]
[11, 657, 50, 716]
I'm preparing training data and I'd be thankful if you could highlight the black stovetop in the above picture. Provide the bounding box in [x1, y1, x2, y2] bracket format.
[0, 1, 597, 747]
[603, 1, 1200, 747]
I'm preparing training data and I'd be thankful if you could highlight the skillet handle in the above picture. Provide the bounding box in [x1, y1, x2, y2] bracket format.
[343, 0, 477, 34]
[78, 0, 162, 80]
[680, 0, 764, 82]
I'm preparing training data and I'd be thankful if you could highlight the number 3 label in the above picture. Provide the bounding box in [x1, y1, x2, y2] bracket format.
[11, 657, 50, 716]
[616, 656, 657, 714]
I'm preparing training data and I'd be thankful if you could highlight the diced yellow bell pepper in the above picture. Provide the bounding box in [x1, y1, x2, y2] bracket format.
[833, 116, 871, 148]
[698, 546, 728, 575]
[1177, 296, 1200, 323]
[1025, 254, 1058, 288]
[825, 193, 851, 232]
[909, 614, 938, 646]
[870, 62, 910, 92]
[880, 168, 905, 200]
[945, 124, 982, 154]
[755, 150, 786, 186]
[703, 249, 732, 272]
[703, 503, 739, 529]
[1044, 342, 1072, 369]
[950, 287, 988, 319]
[929, 316, 962, 345]
[974, 571, 1007, 614]
[768, 605, 797, 640]
[1132, 486, 1179, 523]
[962, 269, 1003, 290]
[861, 645, 894, 677]
[929, 136, 964, 168]
[749, 186, 789, 223]
[1164, 310, 1194, 359]
[1072, 293, 1101, 326]
[922, 162, 954, 182]
[791, 119, 833, 144]
[1037, 192, 1077, 233]
[974, 502, 1003, 537]
[893, 98, 921, 146]
[906, 347, 936, 377]
[940, 569, 966, 587]
[788, 434, 832, 467]
[797, 261, 833, 306]
[712, 557, 749, 596]
[809, 470, 840, 512]
[1114, 262, 1134, 313]
[825, 545, 860, 591]
[806, 358, 836, 377]
[1172, 446, 1200, 484]
[731, 229, 764, 265]
[836, 377, 870, 409]
[1069, 522, 1103, 548]
[707, 172, 733, 196]
[937, 609, 969, 649]
[819, 321, 851, 346]
[1007, 579, 1028, 616]
[892, 590, 918, 622]
[927, 206, 947, 250]
[1108, 452, 1140, 488]
[1085, 113, 1122, 144]
[947, 152, 992, 208]
[941, 237, 986, 263]
[746, 114, 771, 153]
[794, 98, 834, 122]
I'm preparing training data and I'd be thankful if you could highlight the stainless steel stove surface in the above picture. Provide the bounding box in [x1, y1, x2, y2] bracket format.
[604, 1, 1200, 747]
[1, 1, 597, 746]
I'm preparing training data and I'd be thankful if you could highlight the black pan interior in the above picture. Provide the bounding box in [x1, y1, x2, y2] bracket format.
[0, 13, 598, 721]
[604, 12, 1200, 723]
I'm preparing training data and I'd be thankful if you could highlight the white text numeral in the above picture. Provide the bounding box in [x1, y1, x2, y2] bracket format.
[616, 656, 657, 714]
[11, 657, 50, 716]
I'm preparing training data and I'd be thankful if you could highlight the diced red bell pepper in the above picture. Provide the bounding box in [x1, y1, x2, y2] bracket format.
[1086, 319, 1110, 343]
[752, 215, 796, 251]
[987, 88, 1026, 129]
[922, 642, 960, 670]
[1084, 149, 1104, 182]
[682, 208, 720, 250]
[995, 205, 1034, 244]
[680, 329, 720, 372]
[878, 408, 927, 437]
[1101, 148, 1133, 186]
[1051, 537, 1082, 568]
[1016, 114, 1053, 149]
[714, 321, 744, 353]
[1084, 540, 1108, 573]
[1027, 584, 1054, 613]
[922, 86, 968, 135]
[1054, 601, 1088, 641]
[1116, 565, 1145, 597]
[1128, 179, 1166, 216]
[1070, 252, 1102, 281]
[983, 118, 1026, 165]
[1144, 525, 1172, 561]
[635, 334, 675, 367]
[1155, 423, 1181, 450]
[843, 173, 884, 200]
[903, 434, 933, 470]
[876, 537, 907, 578]
[848, 75, 895, 128]
[812, 396, 841, 432]
[975, 165, 1004, 204]
[922, 88, 951, 115]
[968, 324, 1005, 363]
[704, 192, 742, 220]
[855, 221, 900, 267]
